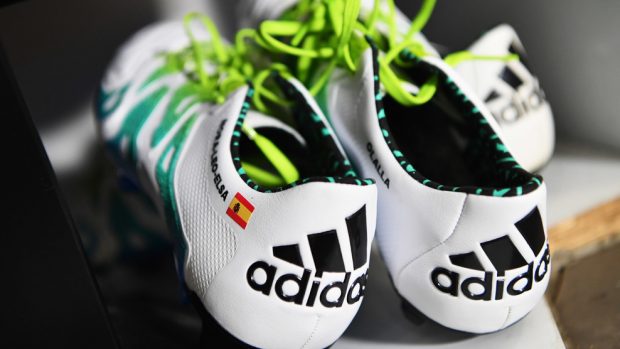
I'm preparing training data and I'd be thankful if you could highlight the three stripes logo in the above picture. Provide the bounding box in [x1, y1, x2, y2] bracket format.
[246, 205, 369, 308]
[485, 43, 547, 124]
[431, 207, 550, 301]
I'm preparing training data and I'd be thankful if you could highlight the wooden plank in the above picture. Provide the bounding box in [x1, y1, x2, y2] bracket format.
[548, 196, 620, 269]
[552, 243, 620, 348]
[546, 197, 620, 347]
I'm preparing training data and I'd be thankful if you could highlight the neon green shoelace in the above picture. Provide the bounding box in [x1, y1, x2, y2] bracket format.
[161, 5, 519, 185]
[167, 13, 287, 108]
[255, 0, 367, 95]
[251, 0, 518, 107]
[166, 13, 300, 185]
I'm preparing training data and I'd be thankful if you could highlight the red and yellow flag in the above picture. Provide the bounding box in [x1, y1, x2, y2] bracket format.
[226, 192, 255, 229]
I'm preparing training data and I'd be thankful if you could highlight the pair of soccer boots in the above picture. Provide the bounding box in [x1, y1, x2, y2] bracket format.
[96, 0, 553, 347]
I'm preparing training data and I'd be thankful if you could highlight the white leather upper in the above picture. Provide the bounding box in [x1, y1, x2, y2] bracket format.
[99, 21, 379, 348]
[326, 48, 549, 333]
[176, 86, 377, 348]
[454, 24, 555, 172]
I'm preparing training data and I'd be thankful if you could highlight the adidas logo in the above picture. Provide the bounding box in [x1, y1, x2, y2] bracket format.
[485, 43, 547, 123]
[246, 205, 369, 308]
[431, 207, 550, 301]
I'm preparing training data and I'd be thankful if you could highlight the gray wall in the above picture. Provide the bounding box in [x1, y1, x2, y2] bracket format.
[399, 0, 620, 151]
[1, 0, 619, 153]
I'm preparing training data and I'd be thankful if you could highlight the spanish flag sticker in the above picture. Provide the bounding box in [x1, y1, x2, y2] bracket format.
[226, 192, 255, 229]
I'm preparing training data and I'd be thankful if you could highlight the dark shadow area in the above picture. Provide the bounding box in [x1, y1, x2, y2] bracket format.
[1, 40, 119, 349]
[0, 2, 259, 347]
[53, 144, 203, 348]
[0, 0, 159, 129]
[210, 0, 242, 39]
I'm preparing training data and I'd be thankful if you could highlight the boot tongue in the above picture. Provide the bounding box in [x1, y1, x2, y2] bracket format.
[241, 109, 307, 186]
[244, 110, 306, 147]
[400, 80, 420, 95]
